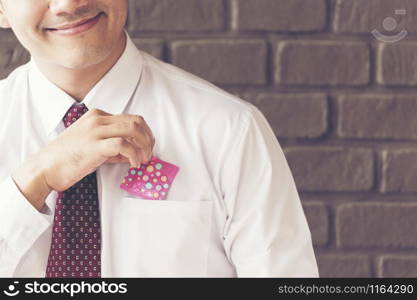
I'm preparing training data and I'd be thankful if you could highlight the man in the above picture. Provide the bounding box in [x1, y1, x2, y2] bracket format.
[0, 0, 319, 277]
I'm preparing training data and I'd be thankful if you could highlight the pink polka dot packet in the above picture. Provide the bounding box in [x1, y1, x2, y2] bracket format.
[119, 156, 180, 200]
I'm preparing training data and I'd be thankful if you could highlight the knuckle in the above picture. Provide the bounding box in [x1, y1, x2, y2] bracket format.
[89, 116, 101, 128]
[84, 116, 98, 129]
[89, 108, 101, 115]
[112, 137, 124, 149]
[132, 121, 141, 134]
[128, 122, 139, 137]
[133, 115, 144, 124]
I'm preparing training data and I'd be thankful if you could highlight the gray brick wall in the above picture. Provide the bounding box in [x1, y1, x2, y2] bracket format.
[1, 0, 417, 277]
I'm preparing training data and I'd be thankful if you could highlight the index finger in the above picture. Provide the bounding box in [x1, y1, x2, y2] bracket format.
[99, 114, 155, 144]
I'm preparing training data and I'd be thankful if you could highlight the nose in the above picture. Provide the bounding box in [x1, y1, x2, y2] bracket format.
[49, 0, 91, 16]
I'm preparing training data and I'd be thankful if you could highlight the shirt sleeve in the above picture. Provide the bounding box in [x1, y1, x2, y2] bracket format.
[0, 175, 53, 277]
[220, 103, 319, 277]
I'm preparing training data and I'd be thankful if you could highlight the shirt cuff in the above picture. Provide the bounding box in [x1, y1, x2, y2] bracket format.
[0, 175, 54, 255]
[234, 241, 320, 278]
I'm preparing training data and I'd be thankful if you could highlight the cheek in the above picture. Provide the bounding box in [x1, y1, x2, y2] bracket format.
[6, 0, 45, 30]
[106, 0, 128, 28]
[6, 4, 47, 46]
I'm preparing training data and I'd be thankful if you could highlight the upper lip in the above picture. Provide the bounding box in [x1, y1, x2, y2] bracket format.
[47, 13, 100, 30]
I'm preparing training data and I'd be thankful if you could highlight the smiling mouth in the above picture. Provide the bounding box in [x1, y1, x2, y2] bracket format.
[45, 12, 104, 35]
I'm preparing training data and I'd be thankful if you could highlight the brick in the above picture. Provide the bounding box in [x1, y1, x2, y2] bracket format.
[378, 255, 417, 277]
[0, 42, 30, 80]
[302, 202, 329, 247]
[337, 94, 417, 139]
[334, 0, 416, 34]
[171, 40, 267, 85]
[132, 39, 164, 59]
[231, 0, 326, 32]
[275, 41, 370, 86]
[128, 0, 225, 32]
[284, 147, 374, 192]
[317, 255, 371, 277]
[377, 43, 417, 86]
[381, 149, 417, 192]
[250, 93, 327, 139]
[337, 203, 417, 248]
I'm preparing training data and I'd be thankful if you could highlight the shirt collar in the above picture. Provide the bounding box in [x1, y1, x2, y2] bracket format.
[28, 30, 143, 138]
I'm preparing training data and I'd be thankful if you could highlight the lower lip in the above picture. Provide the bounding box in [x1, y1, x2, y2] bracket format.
[48, 13, 102, 36]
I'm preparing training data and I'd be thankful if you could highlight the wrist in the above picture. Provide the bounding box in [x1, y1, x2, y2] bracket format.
[12, 152, 52, 211]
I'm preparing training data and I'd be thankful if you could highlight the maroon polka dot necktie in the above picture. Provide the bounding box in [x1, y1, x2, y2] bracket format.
[45, 103, 101, 278]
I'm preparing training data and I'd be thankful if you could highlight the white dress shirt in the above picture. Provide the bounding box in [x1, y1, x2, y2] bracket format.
[0, 31, 319, 277]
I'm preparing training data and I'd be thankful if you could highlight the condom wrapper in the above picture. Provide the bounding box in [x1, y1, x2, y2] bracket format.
[120, 156, 179, 200]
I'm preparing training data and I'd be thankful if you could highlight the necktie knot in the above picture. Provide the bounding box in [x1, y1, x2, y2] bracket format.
[63, 103, 89, 128]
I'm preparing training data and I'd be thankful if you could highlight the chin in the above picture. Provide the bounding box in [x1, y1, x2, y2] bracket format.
[57, 54, 106, 70]
[61, 46, 113, 69]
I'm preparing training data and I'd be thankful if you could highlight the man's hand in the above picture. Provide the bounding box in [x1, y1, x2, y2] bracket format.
[12, 108, 155, 210]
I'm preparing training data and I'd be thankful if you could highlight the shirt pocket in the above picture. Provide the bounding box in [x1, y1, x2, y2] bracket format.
[111, 197, 213, 277]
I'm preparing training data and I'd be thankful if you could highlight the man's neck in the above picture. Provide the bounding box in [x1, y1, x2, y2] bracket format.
[33, 32, 127, 102]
